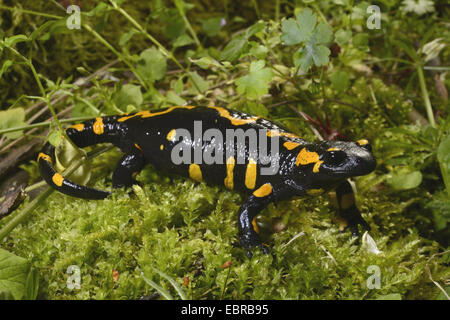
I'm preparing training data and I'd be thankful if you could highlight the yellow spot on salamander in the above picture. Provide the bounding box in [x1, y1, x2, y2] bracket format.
[245, 158, 257, 190]
[313, 160, 323, 173]
[224, 157, 235, 190]
[160, 145, 164, 150]
[52, 173, 64, 187]
[135, 143, 143, 153]
[93, 117, 104, 135]
[357, 139, 369, 146]
[267, 130, 301, 139]
[253, 183, 272, 198]
[71, 123, 84, 131]
[252, 217, 259, 234]
[37, 152, 52, 164]
[189, 164, 202, 182]
[283, 141, 300, 150]
[307, 188, 324, 196]
[117, 106, 195, 122]
[327, 147, 339, 151]
[167, 129, 176, 142]
[296, 148, 320, 166]
[209, 106, 259, 126]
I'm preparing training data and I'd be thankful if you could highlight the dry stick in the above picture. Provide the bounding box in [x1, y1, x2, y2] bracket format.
[425, 250, 450, 300]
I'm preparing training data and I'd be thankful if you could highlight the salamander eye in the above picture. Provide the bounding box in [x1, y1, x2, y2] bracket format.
[356, 139, 372, 152]
[360, 143, 372, 152]
[324, 150, 347, 166]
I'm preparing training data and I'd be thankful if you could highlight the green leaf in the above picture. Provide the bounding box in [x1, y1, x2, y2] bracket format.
[353, 33, 369, 51]
[387, 169, 422, 190]
[247, 101, 269, 117]
[166, 91, 187, 105]
[24, 268, 39, 300]
[0, 249, 31, 300]
[3, 34, 29, 47]
[220, 21, 266, 62]
[0, 108, 26, 139]
[202, 17, 224, 37]
[189, 56, 223, 70]
[136, 47, 167, 83]
[281, 9, 317, 45]
[173, 34, 195, 48]
[119, 29, 138, 46]
[437, 134, 450, 171]
[335, 29, 352, 45]
[375, 293, 402, 300]
[220, 34, 248, 62]
[330, 71, 350, 92]
[188, 71, 209, 94]
[282, 9, 332, 71]
[294, 44, 330, 71]
[235, 60, 273, 99]
[0, 60, 13, 79]
[48, 130, 63, 148]
[114, 84, 143, 110]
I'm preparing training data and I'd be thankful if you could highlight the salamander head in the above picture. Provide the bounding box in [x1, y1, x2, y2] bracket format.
[294, 139, 376, 179]
[317, 140, 376, 177]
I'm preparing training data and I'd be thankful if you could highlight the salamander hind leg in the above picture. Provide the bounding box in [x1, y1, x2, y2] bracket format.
[335, 180, 370, 237]
[112, 152, 145, 189]
[238, 184, 274, 257]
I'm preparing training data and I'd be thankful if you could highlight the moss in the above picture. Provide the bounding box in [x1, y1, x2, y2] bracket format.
[1, 150, 447, 299]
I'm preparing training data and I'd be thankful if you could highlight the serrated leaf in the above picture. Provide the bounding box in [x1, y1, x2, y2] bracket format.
[282, 9, 332, 71]
[235, 60, 273, 99]
[314, 22, 333, 44]
[281, 8, 317, 45]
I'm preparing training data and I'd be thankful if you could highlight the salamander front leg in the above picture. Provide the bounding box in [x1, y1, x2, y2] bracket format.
[112, 152, 145, 189]
[238, 194, 272, 257]
[335, 180, 370, 237]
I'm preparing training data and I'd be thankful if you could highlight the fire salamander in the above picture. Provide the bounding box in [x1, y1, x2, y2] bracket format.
[38, 106, 376, 257]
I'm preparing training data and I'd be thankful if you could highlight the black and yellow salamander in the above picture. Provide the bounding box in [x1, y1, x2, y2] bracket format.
[38, 106, 376, 256]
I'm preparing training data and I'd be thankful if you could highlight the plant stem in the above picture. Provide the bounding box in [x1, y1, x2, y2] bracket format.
[0, 5, 62, 19]
[275, 0, 280, 21]
[0, 116, 96, 135]
[417, 66, 436, 127]
[108, 0, 203, 93]
[173, 0, 202, 50]
[82, 24, 149, 90]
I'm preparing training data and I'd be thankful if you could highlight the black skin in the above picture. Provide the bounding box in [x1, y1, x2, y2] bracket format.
[38, 106, 376, 257]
